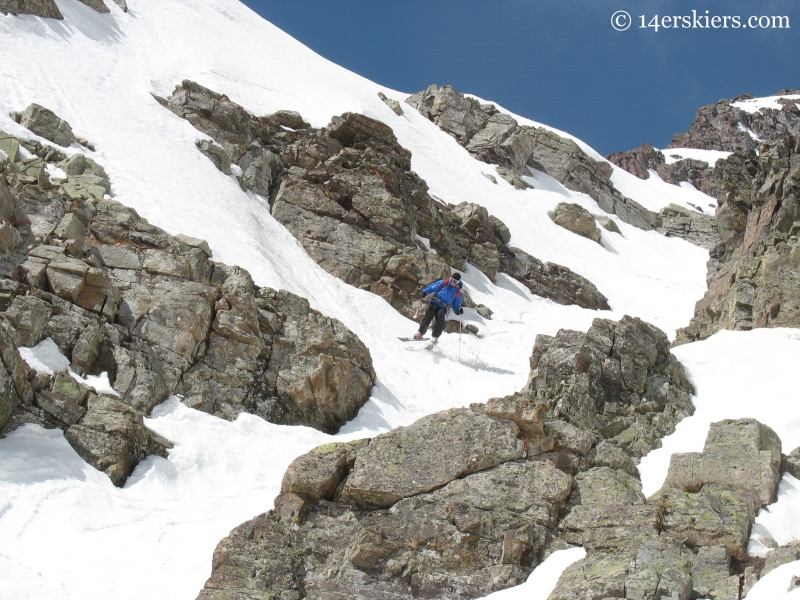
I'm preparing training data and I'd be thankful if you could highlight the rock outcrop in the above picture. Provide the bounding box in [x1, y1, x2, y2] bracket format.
[77, 0, 109, 13]
[676, 134, 800, 343]
[656, 203, 720, 251]
[0, 0, 62, 18]
[499, 248, 610, 311]
[20, 103, 77, 148]
[196, 315, 695, 599]
[549, 418, 782, 600]
[406, 84, 660, 231]
[156, 80, 609, 313]
[610, 90, 800, 205]
[1, 110, 376, 485]
[607, 143, 719, 199]
[551, 202, 601, 244]
[670, 91, 800, 154]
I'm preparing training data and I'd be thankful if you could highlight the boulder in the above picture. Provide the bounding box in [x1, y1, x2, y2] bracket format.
[19, 104, 75, 147]
[526, 316, 694, 459]
[4, 295, 52, 346]
[377, 92, 403, 116]
[76, 0, 109, 13]
[60, 174, 110, 200]
[281, 440, 366, 500]
[339, 407, 526, 508]
[195, 140, 230, 175]
[0, 220, 22, 253]
[657, 203, 720, 250]
[762, 545, 800, 576]
[659, 418, 783, 509]
[0, 0, 62, 18]
[573, 466, 644, 508]
[64, 397, 171, 487]
[552, 202, 602, 243]
[0, 130, 21, 163]
[499, 246, 610, 310]
[595, 215, 621, 234]
[783, 446, 800, 479]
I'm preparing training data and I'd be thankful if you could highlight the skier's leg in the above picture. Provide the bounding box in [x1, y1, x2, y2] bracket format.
[432, 307, 448, 339]
[418, 303, 437, 334]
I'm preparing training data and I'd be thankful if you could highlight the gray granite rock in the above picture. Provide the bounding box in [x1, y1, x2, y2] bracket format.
[20, 104, 75, 147]
[0, 0, 62, 18]
[552, 202, 602, 243]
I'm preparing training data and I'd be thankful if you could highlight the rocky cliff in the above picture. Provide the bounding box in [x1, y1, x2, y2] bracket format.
[196, 315, 698, 599]
[549, 418, 783, 600]
[606, 90, 800, 340]
[0, 105, 376, 486]
[154, 80, 610, 313]
[406, 85, 660, 232]
[676, 134, 800, 342]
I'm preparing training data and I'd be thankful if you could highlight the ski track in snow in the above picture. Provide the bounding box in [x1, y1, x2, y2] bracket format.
[0, 1, 799, 598]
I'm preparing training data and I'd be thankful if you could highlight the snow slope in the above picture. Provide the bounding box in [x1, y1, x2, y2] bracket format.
[0, 1, 798, 599]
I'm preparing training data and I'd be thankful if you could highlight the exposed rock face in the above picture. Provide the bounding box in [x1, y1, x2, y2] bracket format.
[157, 80, 609, 313]
[338, 407, 527, 508]
[607, 143, 719, 199]
[76, 0, 110, 13]
[783, 446, 800, 479]
[606, 143, 665, 179]
[406, 84, 659, 231]
[551, 202, 601, 243]
[499, 248, 610, 310]
[610, 90, 800, 211]
[676, 134, 800, 343]
[0, 0, 62, 18]
[179, 281, 376, 433]
[659, 418, 782, 508]
[549, 418, 782, 600]
[197, 315, 695, 599]
[656, 203, 720, 251]
[669, 92, 800, 153]
[65, 396, 171, 486]
[377, 92, 403, 116]
[0, 116, 376, 484]
[20, 104, 76, 148]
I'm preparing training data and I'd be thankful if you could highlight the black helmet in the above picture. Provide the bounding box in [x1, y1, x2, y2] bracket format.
[451, 272, 462, 281]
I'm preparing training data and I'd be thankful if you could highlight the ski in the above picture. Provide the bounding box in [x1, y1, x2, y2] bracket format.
[398, 336, 429, 342]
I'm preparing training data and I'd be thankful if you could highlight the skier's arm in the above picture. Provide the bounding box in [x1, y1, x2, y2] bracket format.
[421, 280, 444, 295]
[453, 293, 463, 313]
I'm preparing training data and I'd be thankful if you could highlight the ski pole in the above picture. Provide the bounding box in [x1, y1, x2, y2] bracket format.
[459, 313, 462, 363]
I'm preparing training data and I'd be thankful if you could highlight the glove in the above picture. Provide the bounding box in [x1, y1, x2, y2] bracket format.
[455, 308, 463, 315]
[419, 291, 426, 299]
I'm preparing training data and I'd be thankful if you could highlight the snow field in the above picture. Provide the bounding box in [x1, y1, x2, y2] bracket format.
[0, 1, 798, 599]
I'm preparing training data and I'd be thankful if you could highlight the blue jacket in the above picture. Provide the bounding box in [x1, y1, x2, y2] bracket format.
[423, 278, 463, 312]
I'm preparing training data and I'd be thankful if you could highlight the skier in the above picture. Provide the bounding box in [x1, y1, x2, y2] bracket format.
[413, 273, 464, 346]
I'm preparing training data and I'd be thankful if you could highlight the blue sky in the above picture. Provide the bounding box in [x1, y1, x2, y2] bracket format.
[241, 1, 800, 156]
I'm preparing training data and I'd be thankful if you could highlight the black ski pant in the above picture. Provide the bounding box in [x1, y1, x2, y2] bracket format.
[418, 302, 447, 338]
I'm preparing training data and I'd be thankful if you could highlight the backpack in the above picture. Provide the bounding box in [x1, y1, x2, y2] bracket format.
[433, 278, 461, 305]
